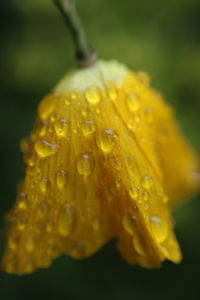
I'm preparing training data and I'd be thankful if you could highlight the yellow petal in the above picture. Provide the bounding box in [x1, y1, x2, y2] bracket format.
[2, 60, 199, 274]
[109, 71, 199, 206]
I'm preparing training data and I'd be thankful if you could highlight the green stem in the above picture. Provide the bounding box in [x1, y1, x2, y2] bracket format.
[53, 0, 97, 68]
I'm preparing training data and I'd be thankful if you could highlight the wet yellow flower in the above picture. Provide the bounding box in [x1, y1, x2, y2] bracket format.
[2, 60, 199, 274]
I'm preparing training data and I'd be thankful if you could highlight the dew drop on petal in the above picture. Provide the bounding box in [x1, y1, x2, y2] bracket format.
[129, 186, 139, 200]
[84, 86, 101, 105]
[39, 178, 49, 194]
[142, 190, 149, 202]
[126, 93, 140, 113]
[17, 192, 27, 210]
[57, 204, 76, 236]
[34, 140, 58, 158]
[81, 120, 96, 136]
[50, 113, 57, 123]
[141, 175, 153, 189]
[38, 120, 49, 137]
[26, 155, 35, 167]
[107, 82, 118, 100]
[54, 119, 69, 137]
[77, 153, 94, 176]
[56, 170, 68, 189]
[150, 215, 168, 243]
[96, 129, 117, 154]
[17, 216, 27, 231]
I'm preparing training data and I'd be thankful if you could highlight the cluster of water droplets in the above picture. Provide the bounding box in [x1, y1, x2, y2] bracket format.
[4, 73, 174, 273]
[121, 172, 169, 257]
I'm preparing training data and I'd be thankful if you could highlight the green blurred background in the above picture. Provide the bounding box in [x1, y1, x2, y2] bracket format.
[0, 0, 200, 299]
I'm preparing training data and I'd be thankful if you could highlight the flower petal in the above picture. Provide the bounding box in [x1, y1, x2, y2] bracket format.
[109, 71, 200, 206]
[2, 60, 199, 274]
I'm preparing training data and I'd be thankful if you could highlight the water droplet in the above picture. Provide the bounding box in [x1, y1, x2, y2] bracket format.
[17, 216, 27, 231]
[122, 215, 137, 235]
[107, 82, 117, 100]
[25, 237, 35, 252]
[126, 93, 140, 113]
[141, 175, 153, 189]
[34, 140, 58, 158]
[81, 120, 96, 136]
[50, 112, 57, 123]
[56, 170, 68, 189]
[150, 215, 168, 243]
[54, 119, 69, 137]
[84, 86, 101, 105]
[17, 192, 27, 210]
[38, 120, 49, 137]
[96, 129, 117, 154]
[116, 177, 122, 189]
[77, 153, 94, 176]
[39, 95, 55, 120]
[142, 190, 149, 201]
[133, 235, 146, 256]
[58, 204, 76, 236]
[129, 186, 139, 200]
[39, 178, 49, 194]
[24, 153, 35, 167]
[130, 204, 139, 215]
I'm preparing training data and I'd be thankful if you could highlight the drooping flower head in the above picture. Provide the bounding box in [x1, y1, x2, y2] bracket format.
[2, 1, 199, 275]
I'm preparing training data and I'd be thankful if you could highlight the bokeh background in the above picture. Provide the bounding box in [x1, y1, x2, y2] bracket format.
[0, 0, 200, 299]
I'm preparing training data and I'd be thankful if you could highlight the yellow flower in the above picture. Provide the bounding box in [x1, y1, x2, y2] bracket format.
[2, 60, 199, 274]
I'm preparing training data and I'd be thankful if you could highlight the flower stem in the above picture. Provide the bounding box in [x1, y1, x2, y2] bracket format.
[53, 0, 97, 68]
